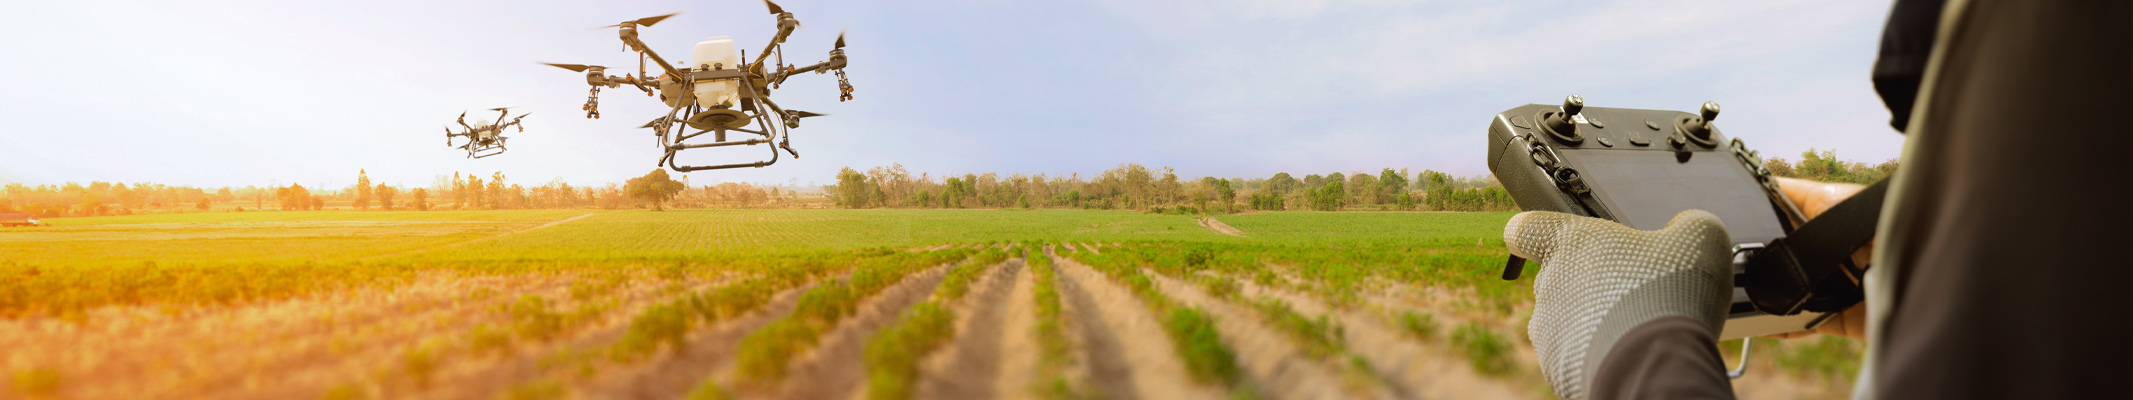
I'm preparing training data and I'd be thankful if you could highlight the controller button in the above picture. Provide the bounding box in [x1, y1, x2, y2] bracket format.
[1589, 118, 1605, 129]
[1510, 116, 1533, 129]
[1597, 137, 1615, 147]
[1646, 120, 1661, 130]
[1628, 132, 1650, 146]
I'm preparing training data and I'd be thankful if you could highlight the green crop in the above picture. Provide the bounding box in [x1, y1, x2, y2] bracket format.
[1451, 322, 1515, 376]
[862, 301, 956, 400]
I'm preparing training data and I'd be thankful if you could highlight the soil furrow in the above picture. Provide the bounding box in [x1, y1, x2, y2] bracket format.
[573, 281, 818, 399]
[1145, 270, 1391, 400]
[759, 264, 953, 400]
[395, 277, 734, 400]
[1226, 271, 1535, 399]
[915, 260, 1023, 399]
[1054, 255, 1224, 400]
[990, 256, 1044, 400]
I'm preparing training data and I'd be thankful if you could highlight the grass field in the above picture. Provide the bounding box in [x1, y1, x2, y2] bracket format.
[0, 209, 1857, 399]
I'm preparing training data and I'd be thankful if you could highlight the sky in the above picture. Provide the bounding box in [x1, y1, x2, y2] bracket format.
[0, 0, 1908, 190]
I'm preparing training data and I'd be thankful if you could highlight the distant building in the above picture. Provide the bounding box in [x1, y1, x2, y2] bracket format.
[0, 213, 41, 227]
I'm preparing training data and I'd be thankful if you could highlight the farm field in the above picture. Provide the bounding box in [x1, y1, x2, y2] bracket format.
[0, 209, 1858, 399]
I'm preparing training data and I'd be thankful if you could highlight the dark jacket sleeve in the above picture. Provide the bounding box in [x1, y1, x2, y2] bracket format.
[1870, 0, 1946, 133]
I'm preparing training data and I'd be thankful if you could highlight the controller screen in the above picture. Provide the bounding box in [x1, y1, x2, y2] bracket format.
[1557, 149, 1787, 244]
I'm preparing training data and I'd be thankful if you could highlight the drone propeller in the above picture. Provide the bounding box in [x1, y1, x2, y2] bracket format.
[607, 13, 679, 28]
[489, 107, 512, 111]
[787, 110, 827, 119]
[543, 63, 604, 73]
[765, 0, 785, 14]
[834, 30, 845, 49]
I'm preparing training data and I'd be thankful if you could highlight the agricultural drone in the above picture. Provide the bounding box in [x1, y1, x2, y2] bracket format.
[445, 108, 528, 159]
[544, 0, 854, 172]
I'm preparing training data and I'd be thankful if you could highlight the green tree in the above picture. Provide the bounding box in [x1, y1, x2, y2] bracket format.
[452, 172, 466, 208]
[625, 169, 687, 211]
[1267, 173, 1298, 194]
[466, 175, 484, 209]
[941, 177, 967, 209]
[832, 167, 876, 208]
[112, 183, 146, 211]
[487, 172, 507, 210]
[276, 184, 312, 211]
[1311, 179, 1346, 211]
[376, 184, 398, 211]
[354, 169, 373, 210]
[75, 192, 103, 216]
[910, 189, 934, 208]
[1348, 173, 1379, 205]
[1214, 178, 1235, 212]
[196, 197, 211, 210]
[1379, 168, 1408, 201]
[412, 188, 429, 211]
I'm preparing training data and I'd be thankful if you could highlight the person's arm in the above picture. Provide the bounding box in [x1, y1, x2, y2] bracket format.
[1768, 176, 1871, 339]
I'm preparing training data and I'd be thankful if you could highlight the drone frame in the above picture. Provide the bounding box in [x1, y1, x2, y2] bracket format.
[447, 109, 526, 159]
[557, 3, 849, 172]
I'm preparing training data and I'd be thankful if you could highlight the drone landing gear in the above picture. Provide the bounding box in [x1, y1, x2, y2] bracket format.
[655, 106, 788, 172]
[467, 141, 508, 159]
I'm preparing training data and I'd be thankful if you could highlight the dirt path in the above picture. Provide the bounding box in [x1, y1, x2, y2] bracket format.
[765, 264, 952, 400]
[1145, 271, 1394, 400]
[363, 212, 598, 260]
[1054, 254, 1226, 400]
[1197, 217, 1245, 237]
[915, 260, 1023, 399]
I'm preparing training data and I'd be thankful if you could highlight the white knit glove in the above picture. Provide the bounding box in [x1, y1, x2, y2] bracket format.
[1505, 210, 1736, 400]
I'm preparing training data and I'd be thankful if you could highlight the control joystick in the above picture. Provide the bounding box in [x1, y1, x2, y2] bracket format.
[1674, 101, 1721, 148]
[1539, 94, 1585, 144]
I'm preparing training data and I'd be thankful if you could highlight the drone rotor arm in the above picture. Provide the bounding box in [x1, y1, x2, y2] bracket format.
[620, 35, 686, 79]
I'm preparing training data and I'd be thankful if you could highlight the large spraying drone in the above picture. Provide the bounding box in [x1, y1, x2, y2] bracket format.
[544, 1, 853, 172]
[445, 108, 528, 159]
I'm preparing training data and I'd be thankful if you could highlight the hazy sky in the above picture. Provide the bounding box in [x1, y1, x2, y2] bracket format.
[0, 0, 1908, 189]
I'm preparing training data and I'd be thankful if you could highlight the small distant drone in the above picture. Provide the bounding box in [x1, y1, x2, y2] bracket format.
[544, 0, 854, 172]
[445, 108, 528, 159]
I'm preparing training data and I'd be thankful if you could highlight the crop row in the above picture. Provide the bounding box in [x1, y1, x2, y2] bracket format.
[1023, 245, 1080, 399]
[1061, 245, 1250, 394]
[861, 247, 1009, 400]
[1074, 240, 1530, 384]
[728, 249, 971, 388]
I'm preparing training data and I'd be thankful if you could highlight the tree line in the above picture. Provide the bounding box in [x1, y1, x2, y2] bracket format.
[0, 150, 1894, 218]
[1763, 149, 1900, 184]
[824, 163, 1519, 213]
[0, 169, 805, 218]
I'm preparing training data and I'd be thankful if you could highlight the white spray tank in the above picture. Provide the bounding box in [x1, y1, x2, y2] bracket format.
[689, 36, 742, 109]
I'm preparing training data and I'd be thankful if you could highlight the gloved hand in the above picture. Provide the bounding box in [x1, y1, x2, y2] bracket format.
[1505, 210, 1737, 400]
